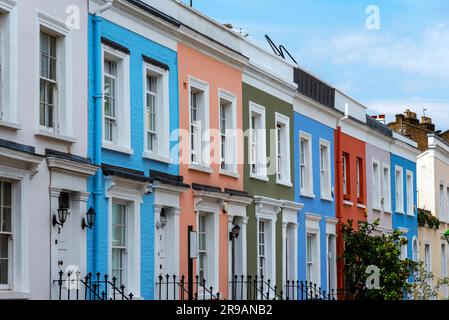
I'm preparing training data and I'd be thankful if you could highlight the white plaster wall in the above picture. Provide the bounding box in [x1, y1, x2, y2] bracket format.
[0, 0, 88, 300]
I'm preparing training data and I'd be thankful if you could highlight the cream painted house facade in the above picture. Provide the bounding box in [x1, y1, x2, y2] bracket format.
[417, 134, 449, 299]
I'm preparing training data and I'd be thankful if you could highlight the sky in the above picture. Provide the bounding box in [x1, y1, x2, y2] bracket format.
[182, 0, 449, 130]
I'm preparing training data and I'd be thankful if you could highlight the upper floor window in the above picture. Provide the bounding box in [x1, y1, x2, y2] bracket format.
[189, 77, 209, 167]
[395, 166, 404, 213]
[356, 157, 363, 204]
[342, 152, 350, 200]
[383, 166, 391, 212]
[299, 132, 313, 195]
[0, 4, 18, 124]
[143, 61, 170, 161]
[104, 59, 117, 143]
[37, 11, 72, 136]
[319, 139, 331, 199]
[372, 161, 381, 209]
[218, 90, 237, 174]
[0, 180, 12, 288]
[102, 42, 131, 153]
[275, 113, 291, 185]
[446, 187, 449, 222]
[39, 31, 58, 130]
[406, 171, 414, 215]
[440, 183, 445, 220]
[249, 102, 267, 179]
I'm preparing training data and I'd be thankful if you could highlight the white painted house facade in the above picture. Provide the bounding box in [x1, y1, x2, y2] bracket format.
[0, 0, 97, 300]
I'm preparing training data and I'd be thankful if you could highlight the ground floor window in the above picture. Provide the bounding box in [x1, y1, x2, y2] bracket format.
[0, 180, 12, 289]
[111, 202, 127, 286]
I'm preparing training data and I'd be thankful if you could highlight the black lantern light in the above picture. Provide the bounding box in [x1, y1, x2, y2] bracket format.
[53, 192, 69, 227]
[82, 207, 96, 230]
[229, 224, 241, 241]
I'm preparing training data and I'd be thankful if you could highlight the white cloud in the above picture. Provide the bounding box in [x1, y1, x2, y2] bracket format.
[302, 24, 449, 78]
[367, 98, 449, 130]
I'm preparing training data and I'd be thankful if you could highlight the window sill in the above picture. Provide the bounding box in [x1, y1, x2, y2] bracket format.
[372, 206, 382, 212]
[0, 291, 32, 300]
[189, 163, 213, 174]
[102, 143, 134, 155]
[142, 152, 171, 164]
[276, 180, 293, 187]
[249, 173, 269, 182]
[0, 120, 22, 131]
[320, 196, 333, 202]
[35, 129, 77, 143]
[384, 210, 392, 214]
[396, 210, 405, 215]
[300, 192, 315, 199]
[407, 212, 415, 217]
[343, 200, 354, 207]
[357, 203, 366, 209]
[219, 169, 239, 179]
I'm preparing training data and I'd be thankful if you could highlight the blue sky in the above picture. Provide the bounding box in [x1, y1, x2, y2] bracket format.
[183, 0, 449, 129]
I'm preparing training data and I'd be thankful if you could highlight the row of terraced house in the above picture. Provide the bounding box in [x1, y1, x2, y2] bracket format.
[0, 0, 447, 300]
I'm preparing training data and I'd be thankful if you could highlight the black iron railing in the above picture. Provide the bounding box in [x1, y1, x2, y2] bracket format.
[155, 274, 220, 300]
[156, 274, 337, 300]
[53, 270, 134, 300]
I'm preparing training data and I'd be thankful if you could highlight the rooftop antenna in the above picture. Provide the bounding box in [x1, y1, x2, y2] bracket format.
[265, 34, 298, 65]
[422, 106, 427, 118]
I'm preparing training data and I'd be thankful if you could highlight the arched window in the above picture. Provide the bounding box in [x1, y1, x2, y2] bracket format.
[412, 237, 419, 261]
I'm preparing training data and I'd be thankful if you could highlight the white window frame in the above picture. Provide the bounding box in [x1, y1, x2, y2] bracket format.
[305, 214, 321, 287]
[400, 236, 407, 260]
[395, 166, 404, 214]
[439, 183, 445, 222]
[0, 180, 13, 290]
[382, 165, 391, 212]
[319, 139, 332, 200]
[36, 11, 73, 137]
[406, 170, 414, 216]
[412, 236, 418, 262]
[106, 183, 141, 298]
[306, 233, 319, 285]
[442, 243, 448, 298]
[142, 62, 170, 163]
[275, 113, 291, 186]
[111, 201, 128, 288]
[446, 186, 449, 223]
[188, 76, 210, 169]
[248, 102, 267, 181]
[0, 0, 18, 126]
[372, 160, 381, 210]
[258, 219, 267, 279]
[194, 205, 219, 295]
[299, 131, 313, 196]
[424, 243, 432, 274]
[0, 165, 28, 298]
[101, 44, 132, 155]
[342, 152, 349, 198]
[218, 89, 237, 176]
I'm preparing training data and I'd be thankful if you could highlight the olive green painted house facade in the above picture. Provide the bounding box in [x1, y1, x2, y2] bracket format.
[242, 81, 303, 292]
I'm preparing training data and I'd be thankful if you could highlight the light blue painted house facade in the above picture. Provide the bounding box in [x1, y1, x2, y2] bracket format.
[87, 4, 186, 300]
[391, 151, 419, 260]
[293, 108, 338, 294]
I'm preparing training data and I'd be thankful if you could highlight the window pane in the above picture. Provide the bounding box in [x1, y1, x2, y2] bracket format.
[49, 57, 57, 81]
[0, 234, 8, 285]
[2, 181, 11, 207]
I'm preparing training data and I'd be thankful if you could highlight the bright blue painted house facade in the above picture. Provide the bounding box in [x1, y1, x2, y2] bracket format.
[87, 14, 180, 300]
[391, 153, 418, 259]
[294, 112, 337, 293]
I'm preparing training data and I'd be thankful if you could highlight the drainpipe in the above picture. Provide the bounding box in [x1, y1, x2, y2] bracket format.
[93, 0, 114, 273]
[335, 104, 349, 294]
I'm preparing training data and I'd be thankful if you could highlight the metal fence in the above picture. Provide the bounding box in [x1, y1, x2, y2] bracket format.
[53, 270, 134, 300]
[155, 274, 338, 300]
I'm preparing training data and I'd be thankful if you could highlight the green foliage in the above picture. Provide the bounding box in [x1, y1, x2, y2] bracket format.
[418, 208, 440, 229]
[408, 262, 449, 300]
[342, 219, 418, 300]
